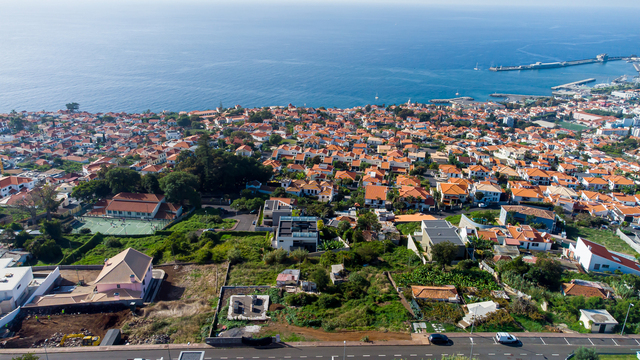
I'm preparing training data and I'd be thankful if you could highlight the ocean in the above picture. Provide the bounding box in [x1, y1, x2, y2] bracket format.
[0, 1, 639, 113]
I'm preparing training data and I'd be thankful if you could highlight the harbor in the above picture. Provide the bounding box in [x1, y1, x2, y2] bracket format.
[490, 53, 633, 72]
[429, 96, 474, 104]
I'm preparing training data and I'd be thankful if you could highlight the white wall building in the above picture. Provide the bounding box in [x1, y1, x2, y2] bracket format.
[0, 259, 33, 313]
[568, 237, 640, 275]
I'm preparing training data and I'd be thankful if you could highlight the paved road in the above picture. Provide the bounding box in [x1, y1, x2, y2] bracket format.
[4, 337, 640, 360]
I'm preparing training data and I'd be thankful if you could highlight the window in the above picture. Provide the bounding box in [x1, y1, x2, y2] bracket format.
[602, 265, 610, 269]
[117, 284, 121, 288]
[594, 264, 600, 270]
[531, 243, 538, 247]
[16, 284, 21, 289]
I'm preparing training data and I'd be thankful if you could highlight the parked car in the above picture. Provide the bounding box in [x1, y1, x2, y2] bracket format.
[495, 332, 518, 344]
[564, 353, 575, 360]
[428, 334, 450, 345]
[478, 203, 487, 208]
[611, 221, 620, 225]
[601, 225, 609, 229]
[632, 225, 640, 230]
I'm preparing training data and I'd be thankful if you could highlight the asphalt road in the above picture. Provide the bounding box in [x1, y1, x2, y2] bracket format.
[4, 336, 640, 360]
[203, 205, 257, 231]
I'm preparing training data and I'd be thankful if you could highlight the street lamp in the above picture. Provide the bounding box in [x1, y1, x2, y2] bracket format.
[43, 339, 49, 360]
[621, 303, 634, 335]
[469, 305, 477, 360]
[343, 340, 346, 360]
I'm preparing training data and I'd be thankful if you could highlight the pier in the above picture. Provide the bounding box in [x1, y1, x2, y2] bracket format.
[490, 53, 633, 72]
[551, 78, 596, 90]
[429, 96, 474, 104]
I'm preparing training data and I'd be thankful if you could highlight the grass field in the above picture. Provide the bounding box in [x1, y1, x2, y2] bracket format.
[600, 354, 637, 360]
[558, 121, 589, 131]
[72, 216, 167, 235]
[566, 224, 639, 257]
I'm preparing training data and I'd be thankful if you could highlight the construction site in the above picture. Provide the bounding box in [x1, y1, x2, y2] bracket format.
[0, 263, 227, 348]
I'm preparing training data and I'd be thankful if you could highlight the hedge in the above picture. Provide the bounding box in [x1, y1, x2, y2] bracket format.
[58, 232, 105, 265]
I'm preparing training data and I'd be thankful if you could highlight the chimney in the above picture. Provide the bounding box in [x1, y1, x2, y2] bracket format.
[130, 274, 136, 283]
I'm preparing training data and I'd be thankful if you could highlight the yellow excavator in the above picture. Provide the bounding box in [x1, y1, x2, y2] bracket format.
[60, 334, 101, 346]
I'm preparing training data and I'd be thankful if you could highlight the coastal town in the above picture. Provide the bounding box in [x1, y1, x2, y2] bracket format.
[1, 81, 640, 354]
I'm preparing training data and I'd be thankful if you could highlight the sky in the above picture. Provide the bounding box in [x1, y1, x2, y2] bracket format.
[1, 0, 639, 7]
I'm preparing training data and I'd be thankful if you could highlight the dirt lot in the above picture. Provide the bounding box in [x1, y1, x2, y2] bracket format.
[155, 263, 227, 302]
[258, 323, 411, 342]
[7, 310, 132, 348]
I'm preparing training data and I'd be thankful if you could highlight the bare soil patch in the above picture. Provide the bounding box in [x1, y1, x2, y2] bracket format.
[258, 323, 411, 342]
[6, 310, 131, 348]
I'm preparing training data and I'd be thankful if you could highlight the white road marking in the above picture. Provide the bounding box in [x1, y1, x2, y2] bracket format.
[425, 354, 432, 357]
[537, 354, 543, 356]
[520, 354, 527, 356]
[470, 337, 474, 344]
[589, 338, 594, 346]
[457, 354, 465, 356]
[504, 354, 512, 356]
[394, 355, 402, 357]
[540, 337, 547, 345]
[552, 354, 560, 357]
[253, 357, 259, 359]
[565, 337, 570, 345]
[300, 357, 307, 358]
[379, 355, 386, 357]
[613, 339, 619, 346]
[269, 357, 275, 359]
[488, 353, 495, 356]
[636, 339, 640, 346]
[221, 357, 228, 359]
[493, 338, 497, 344]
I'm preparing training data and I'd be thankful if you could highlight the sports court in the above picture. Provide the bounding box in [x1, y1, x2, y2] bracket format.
[71, 216, 169, 235]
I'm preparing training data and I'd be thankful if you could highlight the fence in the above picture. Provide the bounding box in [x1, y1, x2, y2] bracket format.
[407, 235, 426, 264]
[384, 271, 416, 318]
[616, 228, 640, 254]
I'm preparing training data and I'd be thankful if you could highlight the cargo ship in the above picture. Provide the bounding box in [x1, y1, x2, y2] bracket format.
[490, 54, 633, 72]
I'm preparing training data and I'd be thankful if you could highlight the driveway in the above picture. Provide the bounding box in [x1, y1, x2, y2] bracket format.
[203, 205, 257, 231]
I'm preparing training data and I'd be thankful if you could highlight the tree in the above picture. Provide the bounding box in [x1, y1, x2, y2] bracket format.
[28, 238, 63, 263]
[574, 347, 599, 360]
[105, 167, 141, 194]
[65, 102, 79, 112]
[431, 241, 458, 269]
[41, 220, 63, 241]
[141, 173, 162, 194]
[268, 134, 283, 145]
[71, 179, 110, 201]
[159, 171, 200, 208]
[356, 211, 381, 232]
[31, 184, 61, 221]
[15, 193, 38, 226]
[475, 192, 484, 201]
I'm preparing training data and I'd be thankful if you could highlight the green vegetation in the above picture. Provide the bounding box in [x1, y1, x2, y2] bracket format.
[395, 222, 420, 235]
[169, 208, 236, 232]
[445, 210, 499, 226]
[395, 263, 500, 290]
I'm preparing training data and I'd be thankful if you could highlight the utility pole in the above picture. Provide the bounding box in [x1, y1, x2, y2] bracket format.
[343, 340, 346, 360]
[621, 303, 634, 335]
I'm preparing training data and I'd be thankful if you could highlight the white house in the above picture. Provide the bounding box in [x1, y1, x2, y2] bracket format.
[472, 183, 502, 204]
[579, 309, 618, 333]
[0, 176, 35, 199]
[568, 237, 640, 275]
[0, 259, 33, 313]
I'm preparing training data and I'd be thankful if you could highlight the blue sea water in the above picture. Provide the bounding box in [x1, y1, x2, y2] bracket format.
[0, 1, 639, 113]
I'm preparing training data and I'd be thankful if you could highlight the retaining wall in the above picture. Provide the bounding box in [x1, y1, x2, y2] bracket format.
[616, 228, 640, 254]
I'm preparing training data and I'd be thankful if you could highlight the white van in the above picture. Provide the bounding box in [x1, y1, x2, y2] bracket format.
[495, 332, 518, 344]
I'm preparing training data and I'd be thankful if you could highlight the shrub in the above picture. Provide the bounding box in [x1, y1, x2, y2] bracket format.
[227, 247, 244, 264]
[264, 248, 288, 264]
[316, 294, 340, 309]
[195, 249, 212, 264]
[80, 228, 92, 234]
[290, 248, 308, 263]
[105, 237, 122, 248]
[284, 292, 318, 306]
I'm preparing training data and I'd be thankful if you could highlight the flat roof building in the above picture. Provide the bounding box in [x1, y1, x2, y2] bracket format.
[273, 216, 319, 252]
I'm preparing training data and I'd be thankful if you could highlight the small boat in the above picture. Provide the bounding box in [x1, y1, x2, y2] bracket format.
[455, 90, 460, 96]
[474, 63, 479, 71]
[375, 93, 379, 100]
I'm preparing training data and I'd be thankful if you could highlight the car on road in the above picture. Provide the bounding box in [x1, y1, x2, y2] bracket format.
[478, 203, 487, 208]
[564, 353, 575, 360]
[428, 334, 450, 345]
[495, 332, 518, 344]
[252, 220, 256, 225]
